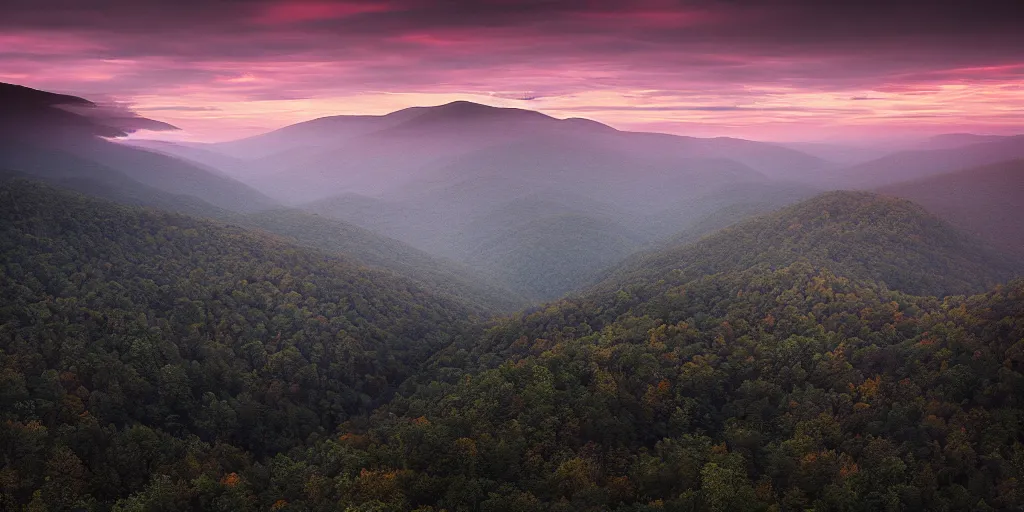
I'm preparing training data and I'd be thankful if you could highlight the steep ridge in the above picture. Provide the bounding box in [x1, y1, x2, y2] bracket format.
[0, 84, 527, 313]
[5, 166, 1024, 510]
[878, 159, 1024, 255]
[257, 195, 1024, 511]
[0, 177, 480, 505]
[236, 208, 528, 312]
[304, 189, 652, 300]
[460, 212, 644, 301]
[0, 82, 277, 213]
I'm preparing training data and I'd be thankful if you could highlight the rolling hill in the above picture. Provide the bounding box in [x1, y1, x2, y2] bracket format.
[235, 208, 528, 312]
[833, 135, 1024, 189]
[198, 100, 825, 208]
[603, 191, 1022, 297]
[878, 159, 1024, 255]
[459, 212, 644, 301]
[269, 190, 1024, 511]
[5, 137, 1024, 510]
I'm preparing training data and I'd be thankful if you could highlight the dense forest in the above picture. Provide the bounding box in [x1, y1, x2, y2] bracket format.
[2, 175, 1023, 511]
[0, 179, 480, 510]
[604, 191, 1021, 298]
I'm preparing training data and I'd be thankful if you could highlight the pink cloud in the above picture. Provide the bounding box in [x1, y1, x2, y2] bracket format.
[252, 1, 391, 25]
[1, 1, 1022, 142]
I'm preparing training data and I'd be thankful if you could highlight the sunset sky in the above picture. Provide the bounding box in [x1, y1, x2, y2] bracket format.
[2, 0, 1022, 142]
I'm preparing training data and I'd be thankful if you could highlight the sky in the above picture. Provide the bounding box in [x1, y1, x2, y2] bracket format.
[2, 0, 1022, 143]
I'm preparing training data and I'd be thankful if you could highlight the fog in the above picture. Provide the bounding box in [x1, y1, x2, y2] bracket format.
[6, 81, 1024, 302]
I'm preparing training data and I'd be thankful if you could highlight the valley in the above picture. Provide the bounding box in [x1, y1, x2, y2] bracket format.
[2, 80, 1023, 511]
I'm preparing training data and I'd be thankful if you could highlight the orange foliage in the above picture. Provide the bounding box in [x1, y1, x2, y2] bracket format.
[221, 472, 241, 487]
[338, 432, 370, 448]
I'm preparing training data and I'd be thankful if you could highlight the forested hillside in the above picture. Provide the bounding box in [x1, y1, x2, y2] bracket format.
[214, 194, 1024, 510]
[0, 179, 479, 509]
[236, 208, 527, 312]
[314, 264, 1024, 511]
[606, 191, 1022, 297]
[3, 81, 1024, 512]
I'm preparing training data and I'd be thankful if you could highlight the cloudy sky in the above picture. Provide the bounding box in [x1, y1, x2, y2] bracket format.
[2, 0, 1022, 142]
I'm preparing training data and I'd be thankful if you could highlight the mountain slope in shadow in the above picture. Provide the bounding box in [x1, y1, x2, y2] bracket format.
[0, 82, 277, 214]
[878, 159, 1024, 256]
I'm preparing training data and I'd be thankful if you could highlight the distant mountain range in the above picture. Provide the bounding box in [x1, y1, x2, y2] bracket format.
[878, 159, 1024, 255]
[6, 80, 1024, 301]
[139, 100, 826, 204]
[139, 99, 834, 299]
[829, 134, 1024, 188]
[0, 82, 527, 310]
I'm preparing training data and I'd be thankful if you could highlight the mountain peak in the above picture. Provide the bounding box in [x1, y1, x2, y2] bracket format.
[415, 100, 551, 121]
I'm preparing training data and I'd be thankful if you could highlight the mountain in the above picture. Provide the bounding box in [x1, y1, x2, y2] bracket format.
[0, 81, 176, 137]
[0, 177, 480, 507]
[917, 133, 1014, 150]
[120, 139, 248, 178]
[205, 106, 428, 160]
[604, 191, 1022, 297]
[134, 100, 828, 300]
[304, 191, 648, 300]
[833, 135, 1024, 188]
[459, 211, 644, 301]
[258, 194, 1024, 511]
[878, 159, 1024, 255]
[777, 140, 895, 166]
[0, 82, 277, 214]
[643, 181, 820, 240]
[235, 208, 528, 312]
[6, 168, 1024, 510]
[201, 100, 825, 206]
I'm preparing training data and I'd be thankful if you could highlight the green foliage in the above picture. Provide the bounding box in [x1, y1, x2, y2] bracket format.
[311, 264, 1024, 511]
[607, 191, 1022, 297]
[0, 179, 475, 508]
[236, 208, 526, 314]
[463, 213, 642, 301]
[2, 183, 1023, 511]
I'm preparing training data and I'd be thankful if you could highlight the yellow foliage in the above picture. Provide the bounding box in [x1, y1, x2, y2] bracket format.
[858, 375, 881, 398]
[453, 437, 478, 457]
